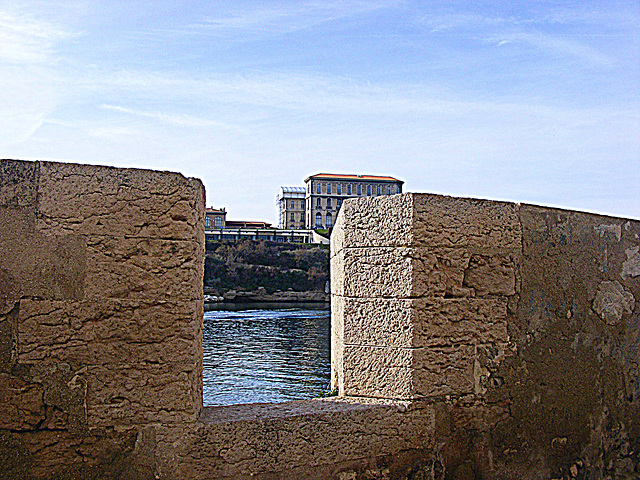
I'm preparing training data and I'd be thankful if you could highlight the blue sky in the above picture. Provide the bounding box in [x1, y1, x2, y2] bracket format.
[1, 0, 638, 222]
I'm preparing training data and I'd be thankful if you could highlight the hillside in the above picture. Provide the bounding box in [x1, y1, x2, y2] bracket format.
[204, 239, 329, 297]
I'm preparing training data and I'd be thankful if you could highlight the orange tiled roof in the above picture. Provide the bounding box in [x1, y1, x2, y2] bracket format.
[306, 173, 402, 183]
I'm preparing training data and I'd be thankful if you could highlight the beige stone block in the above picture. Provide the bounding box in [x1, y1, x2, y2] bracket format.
[331, 295, 344, 391]
[462, 254, 517, 296]
[413, 298, 509, 347]
[0, 159, 38, 207]
[342, 247, 414, 298]
[342, 297, 414, 348]
[334, 194, 414, 250]
[0, 207, 86, 303]
[36, 161, 204, 241]
[330, 248, 345, 297]
[157, 398, 435, 478]
[341, 246, 475, 299]
[85, 361, 201, 426]
[330, 210, 345, 258]
[413, 194, 522, 252]
[17, 299, 202, 365]
[412, 248, 471, 297]
[412, 346, 475, 397]
[342, 345, 414, 399]
[84, 237, 203, 301]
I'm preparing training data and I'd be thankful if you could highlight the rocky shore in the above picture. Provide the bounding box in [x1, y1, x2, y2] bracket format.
[204, 286, 329, 304]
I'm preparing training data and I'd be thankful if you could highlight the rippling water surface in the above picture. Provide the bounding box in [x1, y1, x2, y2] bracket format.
[202, 304, 331, 406]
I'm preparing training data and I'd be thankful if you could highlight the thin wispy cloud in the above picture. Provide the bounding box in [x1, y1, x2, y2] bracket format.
[100, 104, 241, 130]
[175, 0, 400, 37]
[0, 10, 75, 63]
[487, 31, 612, 66]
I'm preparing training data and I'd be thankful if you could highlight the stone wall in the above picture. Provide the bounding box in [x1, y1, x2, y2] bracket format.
[331, 193, 640, 479]
[0, 160, 438, 479]
[3, 160, 638, 479]
[0, 159, 205, 478]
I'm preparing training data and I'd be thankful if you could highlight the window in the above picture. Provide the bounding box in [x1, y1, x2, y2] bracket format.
[301, 200, 305, 209]
[317, 198, 322, 208]
[326, 213, 332, 228]
[387, 185, 391, 195]
[327, 183, 331, 194]
[316, 183, 321, 194]
[337, 184, 342, 194]
[290, 213, 295, 221]
[337, 199, 342, 209]
[347, 184, 352, 195]
[367, 185, 372, 196]
[291, 200, 295, 209]
[214, 217, 222, 228]
[376, 185, 380, 195]
[315, 212, 322, 227]
[205, 217, 211, 228]
[357, 185, 361, 195]
[300, 213, 304, 222]
[327, 198, 332, 208]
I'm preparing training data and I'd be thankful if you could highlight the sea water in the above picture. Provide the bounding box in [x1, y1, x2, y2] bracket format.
[202, 304, 331, 406]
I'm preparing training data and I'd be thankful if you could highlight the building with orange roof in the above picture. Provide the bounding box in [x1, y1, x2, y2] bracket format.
[303, 173, 403, 229]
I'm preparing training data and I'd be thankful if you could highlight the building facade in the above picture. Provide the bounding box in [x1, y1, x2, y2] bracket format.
[205, 207, 227, 229]
[276, 186, 306, 229]
[304, 173, 403, 229]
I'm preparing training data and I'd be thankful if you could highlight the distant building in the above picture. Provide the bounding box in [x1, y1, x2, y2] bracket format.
[204, 207, 317, 243]
[225, 220, 272, 229]
[304, 173, 403, 229]
[205, 207, 226, 229]
[276, 186, 306, 229]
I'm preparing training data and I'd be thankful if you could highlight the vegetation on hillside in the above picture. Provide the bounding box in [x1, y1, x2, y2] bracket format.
[204, 239, 329, 295]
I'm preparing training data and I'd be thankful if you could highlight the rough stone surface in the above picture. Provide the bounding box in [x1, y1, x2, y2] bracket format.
[0, 159, 204, 478]
[154, 398, 437, 480]
[331, 193, 640, 479]
[592, 280, 635, 325]
[5, 166, 639, 480]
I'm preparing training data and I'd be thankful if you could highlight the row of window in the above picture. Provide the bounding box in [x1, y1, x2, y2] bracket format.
[315, 212, 333, 228]
[290, 212, 304, 222]
[205, 217, 223, 228]
[289, 200, 305, 209]
[311, 182, 397, 196]
[315, 197, 342, 209]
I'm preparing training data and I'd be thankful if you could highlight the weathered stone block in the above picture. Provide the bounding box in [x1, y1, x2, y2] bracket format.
[153, 398, 436, 479]
[17, 299, 202, 364]
[84, 236, 202, 301]
[412, 346, 476, 397]
[0, 159, 38, 208]
[341, 247, 414, 298]
[413, 298, 509, 347]
[86, 361, 201, 426]
[0, 207, 86, 303]
[342, 345, 414, 399]
[36, 161, 204, 241]
[0, 373, 44, 430]
[462, 254, 517, 296]
[330, 295, 345, 391]
[413, 194, 522, 252]
[342, 297, 414, 348]
[329, 248, 345, 297]
[331, 194, 414, 253]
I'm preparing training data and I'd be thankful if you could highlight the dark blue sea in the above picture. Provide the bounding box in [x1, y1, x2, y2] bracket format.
[202, 304, 331, 406]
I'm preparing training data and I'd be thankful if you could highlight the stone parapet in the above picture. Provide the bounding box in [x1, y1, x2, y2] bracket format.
[1, 159, 205, 478]
[331, 192, 640, 478]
